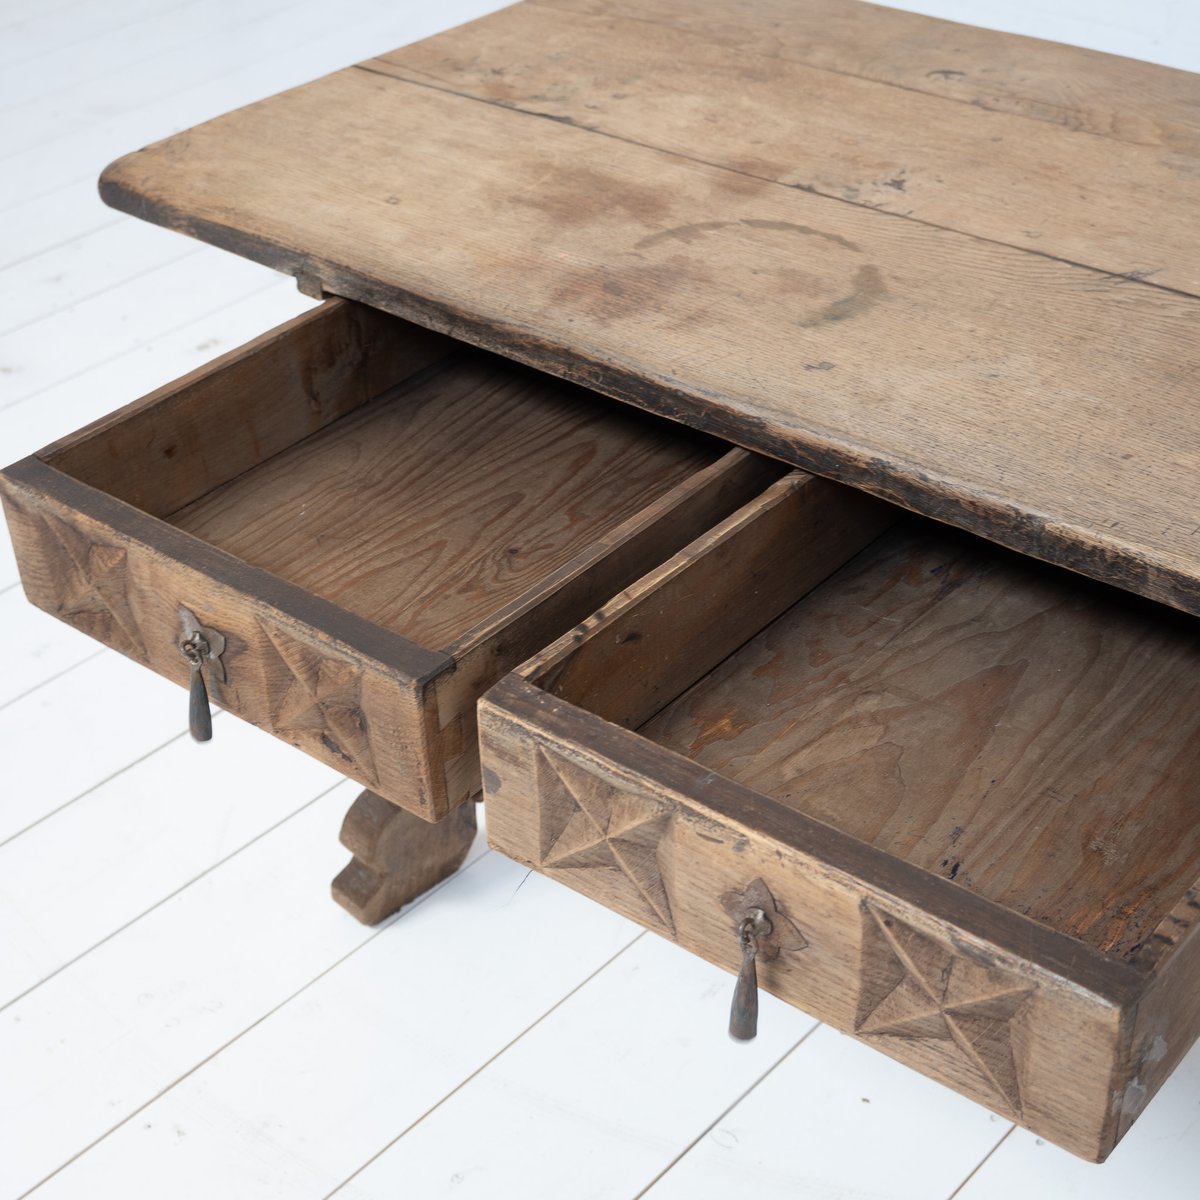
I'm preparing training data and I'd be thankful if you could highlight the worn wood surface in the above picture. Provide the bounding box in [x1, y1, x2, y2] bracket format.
[432, 447, 782, 806]
[1115, 879, 1200, 1141]
[643, 522, 1200, 958]
[172, 346, 718, 650]
[96, 0, 1200, 613]
[0, 444, 751, 820]
[9, 1, 1200, 1191]
[526, 471, 894, 729]
[369, 2, 1200, 289]
[543, 0, 1200, 154]
[479, 675, 1135, 1161]
[1, 299, 766, 818]
[41, 298, 453, 519]
[0, 461, 450, 813]
[332, 789, 478, 925]
[480, 474, 1200, 1159]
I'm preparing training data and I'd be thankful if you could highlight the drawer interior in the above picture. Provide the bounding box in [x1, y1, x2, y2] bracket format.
[531, 479, 1200, 960]
[40, 304, 722, 653]
[167, 349, 717, 650]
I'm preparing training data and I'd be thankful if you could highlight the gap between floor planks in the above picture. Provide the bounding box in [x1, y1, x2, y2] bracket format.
[0, 0, 318, 117]
[6, 795, 495, 1198]
[0, 716, 345, 1008]
[0, 243, 298, 412]
[0, 0, 403, 160]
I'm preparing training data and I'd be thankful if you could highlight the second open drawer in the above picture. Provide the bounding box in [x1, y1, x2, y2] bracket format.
[480, 471, 1200, 1162]
[0, 298, 777, 820]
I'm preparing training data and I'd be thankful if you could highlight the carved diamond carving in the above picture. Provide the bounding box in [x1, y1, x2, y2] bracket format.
[35, 511, 145, 661]
[534, 747, 675, 936]
[856, 902, 1034, 1113]
[258, 622, 379, 786]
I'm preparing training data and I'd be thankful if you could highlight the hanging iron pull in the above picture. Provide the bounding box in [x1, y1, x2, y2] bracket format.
[178, 608, 227, 743]
[729, 907, 772, 1041]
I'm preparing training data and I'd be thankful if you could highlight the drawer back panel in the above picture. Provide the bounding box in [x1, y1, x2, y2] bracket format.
[42, 300, 453, 518]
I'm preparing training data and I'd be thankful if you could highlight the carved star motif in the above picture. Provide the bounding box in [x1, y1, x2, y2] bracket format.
[259, 623, 378, 785]
[37, 512, 145, 660]
[856, 903, 1033, 1113]
[535, 747, 675, 936]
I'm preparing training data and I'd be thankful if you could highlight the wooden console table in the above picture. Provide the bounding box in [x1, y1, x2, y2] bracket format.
[3, 0, 1198, 1162]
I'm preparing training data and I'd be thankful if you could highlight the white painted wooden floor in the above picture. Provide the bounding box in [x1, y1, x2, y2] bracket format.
[1, 1, 1198, 1196]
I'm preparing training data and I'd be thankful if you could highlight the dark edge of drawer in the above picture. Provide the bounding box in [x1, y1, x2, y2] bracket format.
[3, 456, 454, 687]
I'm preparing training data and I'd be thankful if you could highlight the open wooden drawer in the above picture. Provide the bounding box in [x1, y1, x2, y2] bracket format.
[480, 471, 1200, 1161]
[0, 298, 778, 822]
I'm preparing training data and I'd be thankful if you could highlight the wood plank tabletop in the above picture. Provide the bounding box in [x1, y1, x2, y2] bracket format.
[97, 0, 1200, 613]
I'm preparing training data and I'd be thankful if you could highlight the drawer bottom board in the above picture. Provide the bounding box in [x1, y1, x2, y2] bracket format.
[171, 347, 718, 651]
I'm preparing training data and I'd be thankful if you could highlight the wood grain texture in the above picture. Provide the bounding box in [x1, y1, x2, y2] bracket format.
[369, 2, 1200, 290]
[527, 470, 896, 729]
[97, 52, 1200, 614]
[42, 298, 454, 519]
[479, 676, 1134, 1161]
[332, 789, 478, 925]
[642, 523, 1200, 958]
[480, 474, 1200, 1159]
[171, 347, 719, 650]
[544, 0, 1200, 153]
[1117, 885, 1200, 1143]
[431, 447, 783, 807]
[2, 302, 768, 819]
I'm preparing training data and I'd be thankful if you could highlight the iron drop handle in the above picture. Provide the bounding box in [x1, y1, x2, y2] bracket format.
[181, 632, 214, 742]
[729, 907, 772, 1041]
[178, 608, 227, 743]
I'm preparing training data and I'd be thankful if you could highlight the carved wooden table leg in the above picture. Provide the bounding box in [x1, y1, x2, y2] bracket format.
[332, 790, 478, 925]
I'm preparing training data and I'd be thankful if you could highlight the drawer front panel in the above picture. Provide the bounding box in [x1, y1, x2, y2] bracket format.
[2, 471, 443, 813]
[480, 677, 1129, 1161]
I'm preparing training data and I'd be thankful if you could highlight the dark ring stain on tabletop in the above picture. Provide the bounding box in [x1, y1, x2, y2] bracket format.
[635, 218, 862, 252]
[631, 219, 887, 327]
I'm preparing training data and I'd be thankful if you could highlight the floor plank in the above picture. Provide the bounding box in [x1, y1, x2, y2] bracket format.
[0, 184, 121, 273]
[0, 0, 513, 212]
[0, 536, 15, 590]
[25, 854, 639, 1200]
[1, 783, 432, 1198]
[0, 0, 403, 158]
[0, 652, 192, 845]
[0, 249, 280, 411]
[0, 0, 295, 117]
[0, 587, 99, 709]
[0, 715, 342, 1007]
[334, 934, 817, 1200]
[0, 219, 199, 337]
[0, 0, 198, 71]
[640, 1025, 1013, 1200]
